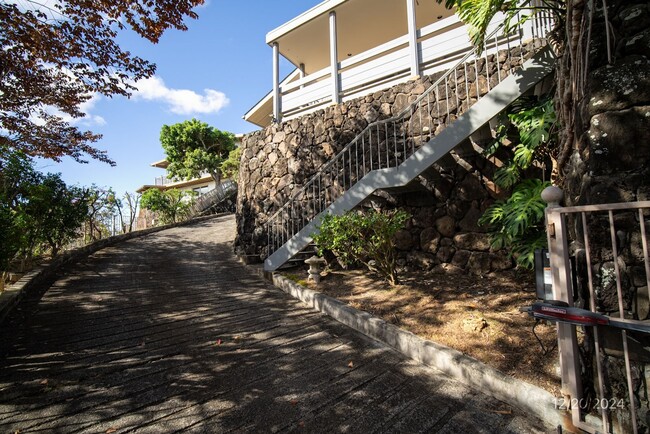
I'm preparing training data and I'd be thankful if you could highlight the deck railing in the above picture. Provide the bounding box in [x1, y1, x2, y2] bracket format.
[266, 8, 553, 257]
[278, 7, 553, 121]
[154, 176, 172, 186]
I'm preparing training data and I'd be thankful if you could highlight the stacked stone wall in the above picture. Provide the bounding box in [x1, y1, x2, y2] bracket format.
[234, 45, 534, 274]
[561, 2, 650, 432]
[564, 2, 650, 340]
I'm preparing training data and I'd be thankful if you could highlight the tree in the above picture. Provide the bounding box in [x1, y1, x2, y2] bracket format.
[221, 147, 242, 181]
[122, 192, 141, 233]
[21, 174, 89, 256]
[1, 150, 90, 287]
[160, 119, 236, 184]
[0, 0, 204, 164]
[0, 149, 39, 274]
[84, 186, 117, 241]
[140, 188, 195, 225]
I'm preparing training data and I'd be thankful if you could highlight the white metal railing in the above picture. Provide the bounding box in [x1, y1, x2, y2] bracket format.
[278, 10, 547, 121]
[189, 179, 237, 217]
[155, 176, 171, 186]
[266, 9, 553, 258]
[545, 195, 650, 434]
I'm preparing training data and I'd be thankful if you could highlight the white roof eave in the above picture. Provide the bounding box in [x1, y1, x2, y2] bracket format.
[265, 0, 348, 45]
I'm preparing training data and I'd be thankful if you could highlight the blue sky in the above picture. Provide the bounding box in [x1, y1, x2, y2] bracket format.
[36, 0, 323, 196]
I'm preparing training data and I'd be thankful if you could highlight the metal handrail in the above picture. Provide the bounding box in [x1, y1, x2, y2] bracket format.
[266, 6, 553, 256]
[189, 179, 237, 217]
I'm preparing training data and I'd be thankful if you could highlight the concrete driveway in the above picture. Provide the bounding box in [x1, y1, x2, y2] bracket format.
[0, 215, 551, 433]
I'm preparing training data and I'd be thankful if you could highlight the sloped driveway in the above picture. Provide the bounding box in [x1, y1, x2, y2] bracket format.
[0, 215, 550, 433]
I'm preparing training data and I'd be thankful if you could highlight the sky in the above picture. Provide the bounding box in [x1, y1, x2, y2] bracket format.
[35, 0, 324, 196]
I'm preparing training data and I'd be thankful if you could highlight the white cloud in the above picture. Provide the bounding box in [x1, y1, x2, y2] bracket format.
[32, 93, 106, 128]
[133, 76, 229, 115]
[76, 94, 107, 126]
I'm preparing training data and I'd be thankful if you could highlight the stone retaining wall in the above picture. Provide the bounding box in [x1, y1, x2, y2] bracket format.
[561, 2, 650, 432]
[235, 45, 535, 274]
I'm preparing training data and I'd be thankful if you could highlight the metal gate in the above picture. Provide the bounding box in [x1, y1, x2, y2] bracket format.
[542, 187, 650, 433]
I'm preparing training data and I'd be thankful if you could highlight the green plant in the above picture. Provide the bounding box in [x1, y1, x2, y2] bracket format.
[20, 174, 89, 256]
[312, 209, 410, 286]
[479, 179, 550, 268]
[140, 188, 195, 224]
[220, 147, 241, 181]
[480, 96, 556, 269]
[160, 119, 236, 184]
[1, 150, 92, 283]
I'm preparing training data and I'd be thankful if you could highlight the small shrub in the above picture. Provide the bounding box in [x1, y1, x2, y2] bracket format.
[313, 209, 410, 286]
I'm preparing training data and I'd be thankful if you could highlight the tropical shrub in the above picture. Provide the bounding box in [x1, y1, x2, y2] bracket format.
[479, 96, 556, 269]
[313, 209, 410, 286]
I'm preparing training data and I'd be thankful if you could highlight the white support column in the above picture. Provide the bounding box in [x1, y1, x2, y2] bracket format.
[406, 0, 421, 77]
[272, 42, 281, 123]
[329, 11, 341, 104]
[299, 63, 306, 89]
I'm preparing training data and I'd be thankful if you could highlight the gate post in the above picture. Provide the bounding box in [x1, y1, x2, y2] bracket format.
[541, 187, 583, 421]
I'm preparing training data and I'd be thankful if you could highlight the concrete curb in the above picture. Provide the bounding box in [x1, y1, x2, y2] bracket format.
[248, 265, 564, 429]
[0, 213, 228, 325]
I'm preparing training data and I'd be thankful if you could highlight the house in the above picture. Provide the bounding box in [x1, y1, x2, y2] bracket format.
[136, 159, 215, 197]
[135, 133, 242, 228]
[236, 0, 554, 271]
[244, 0, 550, 128]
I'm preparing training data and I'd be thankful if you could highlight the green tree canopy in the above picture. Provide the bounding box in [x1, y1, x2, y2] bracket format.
[160, 119, 236, 184]
[1, 149, 90, 282]
[21, 174, 89, 256]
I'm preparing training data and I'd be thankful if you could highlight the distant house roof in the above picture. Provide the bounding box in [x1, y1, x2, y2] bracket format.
[150, 159, 169, 169]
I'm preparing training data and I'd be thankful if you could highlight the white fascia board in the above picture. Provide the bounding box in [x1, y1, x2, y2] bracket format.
[265, 0, 347, 45]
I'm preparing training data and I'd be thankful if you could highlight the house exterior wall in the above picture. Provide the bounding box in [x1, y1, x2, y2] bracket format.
[234, 44, 536, 273]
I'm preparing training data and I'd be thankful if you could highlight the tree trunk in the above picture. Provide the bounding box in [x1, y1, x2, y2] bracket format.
[557, 2, 650, 432]
[557, 0, 650, 206]
[210, 170, 221, 186]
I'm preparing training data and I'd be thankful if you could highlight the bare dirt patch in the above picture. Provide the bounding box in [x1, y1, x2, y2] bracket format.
[284, 266, 561, 395]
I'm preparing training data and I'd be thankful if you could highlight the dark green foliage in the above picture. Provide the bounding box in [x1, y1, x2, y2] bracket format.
[220, 147, 242, 181]
[140, 188, 195, 224]
[20, 175, 89, 256]
[313, 210, 410, 286]
[479, 96, 556, 269]
[0, 149, 90, 281]
[479, 179, 550, 268]
[160, 119, 236, 184]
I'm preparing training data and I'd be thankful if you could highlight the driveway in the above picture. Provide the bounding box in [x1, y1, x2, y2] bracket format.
[0, 215, 551, 433]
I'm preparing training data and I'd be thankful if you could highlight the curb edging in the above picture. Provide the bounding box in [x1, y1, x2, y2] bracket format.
[246, 265, 564, 429]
